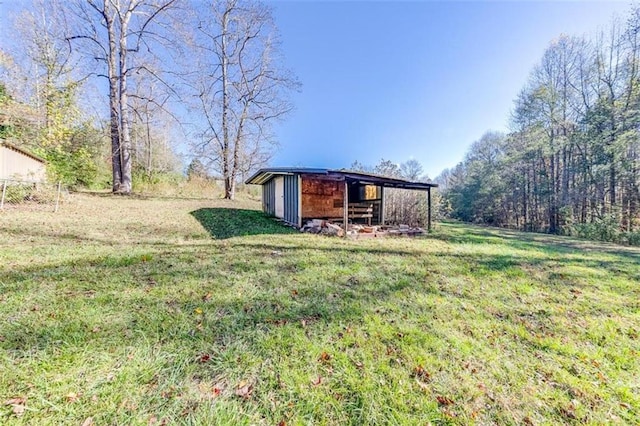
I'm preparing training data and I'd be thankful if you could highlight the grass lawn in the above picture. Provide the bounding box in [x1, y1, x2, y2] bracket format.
[1, 194, 638, 425]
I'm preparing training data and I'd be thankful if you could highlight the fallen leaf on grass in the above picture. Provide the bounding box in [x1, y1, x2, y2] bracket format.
[12, 404, 25, 417]
[412, 365, 431, 381]
[436, 395, 454, 406]
[66, 392, 80, 403]
[318, 352, 331, 363]
[148, 415, 168, 425]
[194, 307, 203, 315]
[278, 421, 286, 426]
[202, 293, 212, 302]
[235, 381, 253, 399]
[442, 408, 457, 419]
[311, 376, 323, 386]
[559, 406, 577, 420]
[198, 353, 211, 363]
[181, 401, 199, 416]
[81, 417, 94, 426]
[4, 397, 26, 417]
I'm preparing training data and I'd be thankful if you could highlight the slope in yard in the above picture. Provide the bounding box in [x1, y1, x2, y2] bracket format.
[0, 194, 638, 424]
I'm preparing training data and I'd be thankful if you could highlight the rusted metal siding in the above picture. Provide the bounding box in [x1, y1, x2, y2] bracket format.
[301, 176, 345, 219]
[283, 174, 298, 226]
[262, 178, 276, 215]
[0, 145, 46, 181]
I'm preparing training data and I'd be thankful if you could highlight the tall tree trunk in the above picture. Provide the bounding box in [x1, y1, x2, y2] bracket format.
[105, 5, 122, 192]
[230, 104, 249, 201]
[221, 9, 232, 200]
[117, 10, 133, 193]
[609, 160, 616, 211]
[549, 150, 558, 234]
[146, 115, 152, 179]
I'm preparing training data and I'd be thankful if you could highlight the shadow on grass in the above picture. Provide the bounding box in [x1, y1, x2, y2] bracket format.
[190, 208, 297, 239]
[1, 238, 637, 356]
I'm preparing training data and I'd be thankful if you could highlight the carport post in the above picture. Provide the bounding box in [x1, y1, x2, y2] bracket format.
[343, 180, 349, 238]
[427, 187, 432, 232]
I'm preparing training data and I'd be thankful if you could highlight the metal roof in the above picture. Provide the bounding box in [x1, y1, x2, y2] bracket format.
[0, 141, 46, 163]
[245, 168, 329, 185]
[245, 167, 438, 190]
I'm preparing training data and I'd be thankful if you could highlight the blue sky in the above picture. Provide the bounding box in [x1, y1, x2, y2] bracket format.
[268, 0, 630, 177]
[0, 0, 630, 178]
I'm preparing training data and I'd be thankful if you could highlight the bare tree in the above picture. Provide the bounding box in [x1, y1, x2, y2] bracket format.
[129, 71, 181, 178]
[67, 0, 177, 193]
[400, 159, 425, 181]
[187, 0, 299, 200]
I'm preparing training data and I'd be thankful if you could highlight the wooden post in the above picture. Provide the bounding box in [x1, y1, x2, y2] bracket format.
[427, 187, 432, 232]
[380, 186, 385, 225]
[0, 180, 6, 210]
[54, 181, 62, 212]
[343, 180, 349, 238]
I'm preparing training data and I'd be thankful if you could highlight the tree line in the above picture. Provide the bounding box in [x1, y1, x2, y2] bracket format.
[0, 0, 297, 198]
[437, 7, 640, 245]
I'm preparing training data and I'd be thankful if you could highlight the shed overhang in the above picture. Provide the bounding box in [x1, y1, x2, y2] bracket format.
[245, 168, 438, 190]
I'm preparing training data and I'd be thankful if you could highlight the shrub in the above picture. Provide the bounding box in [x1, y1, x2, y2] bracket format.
[568, 214, 621, 243]
[624, 231, 640, 246]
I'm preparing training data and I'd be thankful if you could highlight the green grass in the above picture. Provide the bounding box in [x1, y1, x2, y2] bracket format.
[0, 194, 638, 425]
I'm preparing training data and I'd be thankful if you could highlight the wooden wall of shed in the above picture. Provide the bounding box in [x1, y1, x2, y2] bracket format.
[301, 175, 344, 219]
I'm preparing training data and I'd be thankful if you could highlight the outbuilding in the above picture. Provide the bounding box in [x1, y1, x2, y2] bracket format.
[245, 168, 437, 232]
[0, 142, 47, 182]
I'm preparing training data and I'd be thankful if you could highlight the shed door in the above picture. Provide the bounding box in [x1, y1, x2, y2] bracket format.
[274, 177, 284, 218]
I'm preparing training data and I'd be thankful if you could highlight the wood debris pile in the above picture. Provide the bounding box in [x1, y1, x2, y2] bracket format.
[300, 220, 424, 238]
[300, 219, 344, 236]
